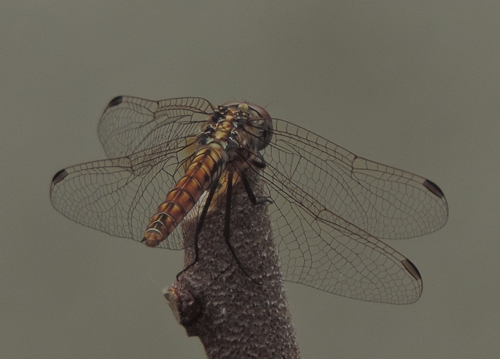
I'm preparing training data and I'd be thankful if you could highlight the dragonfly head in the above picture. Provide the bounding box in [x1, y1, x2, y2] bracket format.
[221, 102, 273, 151]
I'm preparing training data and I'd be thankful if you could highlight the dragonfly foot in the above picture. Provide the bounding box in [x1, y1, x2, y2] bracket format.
[255, 197, 273, 205]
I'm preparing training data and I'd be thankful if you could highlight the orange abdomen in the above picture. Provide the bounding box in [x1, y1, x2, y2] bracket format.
[142, 144, 225, 247]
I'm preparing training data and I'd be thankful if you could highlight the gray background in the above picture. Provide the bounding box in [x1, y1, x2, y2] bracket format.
[2, 1, 498, 358]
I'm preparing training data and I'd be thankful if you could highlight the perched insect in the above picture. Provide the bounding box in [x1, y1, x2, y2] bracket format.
[51, 96, 448, 304]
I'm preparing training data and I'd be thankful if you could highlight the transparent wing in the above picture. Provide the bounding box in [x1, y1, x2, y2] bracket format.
[97, 96, 214, 158]
[263, 119, 448, 240]
[50, 96, 214, 249]
[252, 118, 448, 303]
[267, 184, 422, 304]
[50, 138, 193, 250]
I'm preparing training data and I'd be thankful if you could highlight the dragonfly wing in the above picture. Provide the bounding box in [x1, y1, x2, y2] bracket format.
[263, 118, 448, 240]
[50, 138, 193, 249]
[252, 117, 449, 302]
[261, 159, 422, 304]
[98, 96, 215, 158]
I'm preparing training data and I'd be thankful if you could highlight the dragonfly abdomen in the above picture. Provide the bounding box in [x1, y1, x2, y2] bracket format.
[142, 143, 227, 247]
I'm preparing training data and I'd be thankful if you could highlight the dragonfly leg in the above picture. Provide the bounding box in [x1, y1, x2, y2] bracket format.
[176, 177, 219, 280]
[224, 170, 262, 285]
[240, 169, 273, 205]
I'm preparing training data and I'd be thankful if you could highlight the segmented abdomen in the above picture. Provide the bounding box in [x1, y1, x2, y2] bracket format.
[142, 143, 225, 247]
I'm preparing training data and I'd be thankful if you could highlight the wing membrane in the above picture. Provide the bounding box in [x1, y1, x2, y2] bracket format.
[98, 96, 214, 158]
[50, 138, 193, 250]
[262, 118, 448, 240]
[256, 156, 422, 303]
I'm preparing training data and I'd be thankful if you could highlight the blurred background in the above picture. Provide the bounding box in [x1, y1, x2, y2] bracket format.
[2, 1, 498, 358]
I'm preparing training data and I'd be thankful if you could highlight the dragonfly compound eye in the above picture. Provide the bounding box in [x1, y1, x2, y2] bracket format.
[247, 104, 273, 150]
[221, 102, 273, 151]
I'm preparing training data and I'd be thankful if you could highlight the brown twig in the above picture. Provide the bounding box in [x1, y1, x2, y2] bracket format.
[164, 173, 301, 359]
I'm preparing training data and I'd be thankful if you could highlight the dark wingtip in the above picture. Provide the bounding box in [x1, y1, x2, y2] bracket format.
[423, 179, 445, 198]
[402, 258, 422, 281]
[108, 96, 123, 108]
[52, 169, 68, 185]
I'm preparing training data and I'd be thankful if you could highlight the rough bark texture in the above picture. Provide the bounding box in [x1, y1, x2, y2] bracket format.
[164, 174, 301, 359]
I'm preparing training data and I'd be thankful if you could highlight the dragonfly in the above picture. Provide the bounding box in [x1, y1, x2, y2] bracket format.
[50, 96, 448, 305]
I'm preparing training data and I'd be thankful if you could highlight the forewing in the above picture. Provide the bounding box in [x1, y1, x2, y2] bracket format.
[98, 96, 214, 158]
[50, 138, 194, 250]
[263, 119, 448, 240]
